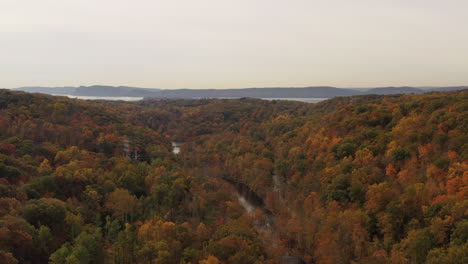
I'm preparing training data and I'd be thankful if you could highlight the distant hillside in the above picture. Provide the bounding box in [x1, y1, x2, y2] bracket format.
[14, 85, 161, 97]
[13, 85, 467, 99]
[148, 86, 361, 98]
[425, 86, 468, 92]
[14, 85, 361, 98]
[364, 86, 425, 95]
[15, 86, 77, 95]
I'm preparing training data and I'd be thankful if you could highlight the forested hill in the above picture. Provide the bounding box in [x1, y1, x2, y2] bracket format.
[0, 89, 466, 264]
[13, 85, 468, 98]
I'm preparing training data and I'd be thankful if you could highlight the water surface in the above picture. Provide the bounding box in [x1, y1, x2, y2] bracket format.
[53, 94, 143, 101]
[53, 95, 327, 103]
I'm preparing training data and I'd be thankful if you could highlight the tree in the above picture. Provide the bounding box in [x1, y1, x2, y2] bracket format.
[35, 225, 52, 259]
[426, 244, 468, 264]
[0, 250, 18, 264]
[391, 148, 410, 161]
[49, 230, 102, 264]
[20, 198, 67, 229]
[37, 159, 53, 176]
[451, 220, 468, 245]
[0, 163, 21, 183]
[397, 229, 437, 263]
[0, 198, 20, 217]
[104, 188, 138, 222]
[199, 255, 220, 264]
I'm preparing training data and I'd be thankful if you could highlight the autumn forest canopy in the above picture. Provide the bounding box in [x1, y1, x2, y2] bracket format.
[0, 89, 466, 264]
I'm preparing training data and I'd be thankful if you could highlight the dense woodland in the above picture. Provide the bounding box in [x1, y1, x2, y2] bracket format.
[0, 89, 466, 264]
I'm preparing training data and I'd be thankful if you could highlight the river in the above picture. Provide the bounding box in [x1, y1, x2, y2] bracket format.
[172, 142, 304, 263]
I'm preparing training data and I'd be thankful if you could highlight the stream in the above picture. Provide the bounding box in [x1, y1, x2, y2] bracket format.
[172, 142, 305, 263]
[172, 142, 181, 154]
[224, 177, 274, 233]
[172, 142, 272, 223]
[222, 178, 272, 215]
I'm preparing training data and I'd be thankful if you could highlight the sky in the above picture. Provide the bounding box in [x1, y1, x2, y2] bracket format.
[1, 0, 467, 89]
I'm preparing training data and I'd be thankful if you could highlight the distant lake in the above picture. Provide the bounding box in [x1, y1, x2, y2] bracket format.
[53, 94, 144, 101]
[54, 95, 327, 103]
[261, 98, 327, 103]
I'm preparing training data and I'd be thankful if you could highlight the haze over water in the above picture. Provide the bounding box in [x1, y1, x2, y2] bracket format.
[56, 94, 327, 103]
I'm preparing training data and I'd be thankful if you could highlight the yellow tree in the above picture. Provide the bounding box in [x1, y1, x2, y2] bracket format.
[199, 255, 220, 264]
[105, 188, 138, 222]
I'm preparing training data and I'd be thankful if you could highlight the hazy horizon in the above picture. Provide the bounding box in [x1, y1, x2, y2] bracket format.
[6, 84, 468, 90]
[2, 0, 467, 89]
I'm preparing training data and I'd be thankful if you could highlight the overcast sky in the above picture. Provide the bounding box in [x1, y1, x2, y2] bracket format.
[1, 0, 467, 89]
